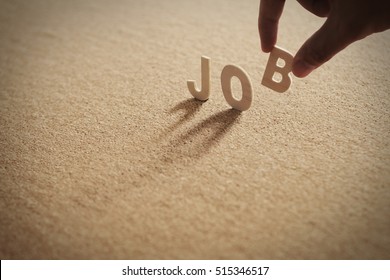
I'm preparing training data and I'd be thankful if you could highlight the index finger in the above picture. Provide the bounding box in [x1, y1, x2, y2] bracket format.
[258, 0, 286, 52]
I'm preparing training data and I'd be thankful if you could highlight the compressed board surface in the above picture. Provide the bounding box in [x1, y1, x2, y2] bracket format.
[0, 0, 389, 259]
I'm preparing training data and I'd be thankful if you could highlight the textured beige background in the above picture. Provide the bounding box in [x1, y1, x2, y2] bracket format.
[0, 0, 389, 259]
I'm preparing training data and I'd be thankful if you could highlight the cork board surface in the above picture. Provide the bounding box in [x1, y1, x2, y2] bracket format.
[1, 0, 389, 259]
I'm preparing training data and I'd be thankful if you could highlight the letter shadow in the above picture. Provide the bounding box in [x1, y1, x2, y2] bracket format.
[134, 104, 242, 183]
[159, 98, 205, 140]
[168, 108, 242, 160]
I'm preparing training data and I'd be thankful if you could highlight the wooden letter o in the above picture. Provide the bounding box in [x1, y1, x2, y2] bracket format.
[221, 65, 253, 111]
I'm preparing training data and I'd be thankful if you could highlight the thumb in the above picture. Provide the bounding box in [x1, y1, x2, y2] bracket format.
[292, 17, 360, 78]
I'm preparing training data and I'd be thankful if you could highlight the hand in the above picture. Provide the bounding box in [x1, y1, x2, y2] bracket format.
[258, 0, 390, 77]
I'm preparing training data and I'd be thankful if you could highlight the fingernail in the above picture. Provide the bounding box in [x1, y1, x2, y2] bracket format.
[292, 59, 315, 78]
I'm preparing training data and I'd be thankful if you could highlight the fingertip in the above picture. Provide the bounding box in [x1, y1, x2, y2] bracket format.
[261, 44, 273, 53]
[259, 29, 276, 53]
[259, 32, 276, 53]
[292, 59, 315, 78]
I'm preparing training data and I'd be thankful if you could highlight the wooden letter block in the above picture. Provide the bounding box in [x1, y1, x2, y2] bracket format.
[261, 46, 293, 93]
[221, 64, 253, 111]
[187, 46, 294, 110]
[187, 56, 210, 101]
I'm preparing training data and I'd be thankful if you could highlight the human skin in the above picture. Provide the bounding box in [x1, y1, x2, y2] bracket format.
[258, 0, 390, 77]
